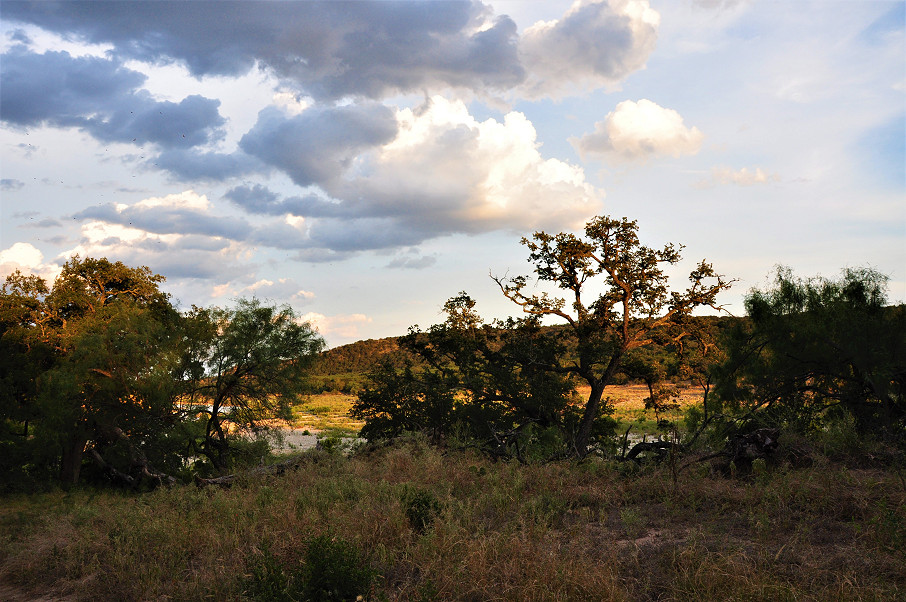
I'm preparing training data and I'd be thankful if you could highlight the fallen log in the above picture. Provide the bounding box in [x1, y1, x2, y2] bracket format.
[624, 439, 682, 463]
[727, 427, 780, 468]
[194, 452, 309, 488]
[681, 427, 782, 475]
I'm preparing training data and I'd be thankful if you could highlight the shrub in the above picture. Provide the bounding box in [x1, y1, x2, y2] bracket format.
[299, 533, 377, 601]
[244, 533, 377, 602]
[401, 486, 441, 533]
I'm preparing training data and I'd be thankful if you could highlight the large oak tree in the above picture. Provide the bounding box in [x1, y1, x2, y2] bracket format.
[494, 215, 732, 456]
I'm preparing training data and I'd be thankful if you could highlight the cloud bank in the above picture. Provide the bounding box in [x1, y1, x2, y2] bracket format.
[2, 0, 658, 101]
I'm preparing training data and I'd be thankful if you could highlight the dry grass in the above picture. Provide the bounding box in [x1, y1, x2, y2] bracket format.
[1, 437, 903, 601]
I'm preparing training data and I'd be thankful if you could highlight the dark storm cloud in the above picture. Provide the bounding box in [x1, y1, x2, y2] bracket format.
[2, 0, 524, 100]
[0, 47, 225, 148]
[154, 149, 264, 181]
[224, 184, 350, 218]
[223, 184, 280, 214]
[239, 104, 398, 187]
[223, 186, 443, 253]
[74, 203, 250, 240]
[0, 47, 144, 124]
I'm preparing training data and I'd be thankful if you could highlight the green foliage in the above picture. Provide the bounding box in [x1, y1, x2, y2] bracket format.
[401, 486, 442, 533]
[177, 298, 324, 472]
[314, 338, 406, 376]
[1, 257, 326, 489]
[493, 215, 732, 455]
[352, 293, 578, 457]
[244, 534, 377, 602]
[244, 542, 293, 601]
[354, 216, 731, 458]
[715, 266, 906, 436]
[1, 256, 183, 488]
[298, 533, 377, 601]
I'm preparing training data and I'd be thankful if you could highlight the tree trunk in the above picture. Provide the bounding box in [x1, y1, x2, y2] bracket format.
[573, 382, 605, 457]
[60, 430, 88, 489]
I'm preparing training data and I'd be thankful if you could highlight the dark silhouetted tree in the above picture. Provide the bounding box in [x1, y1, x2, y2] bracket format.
[715, 266, 905, 435]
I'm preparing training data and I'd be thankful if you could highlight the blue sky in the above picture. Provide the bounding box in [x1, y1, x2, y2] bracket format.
[1, 0, 904, 346]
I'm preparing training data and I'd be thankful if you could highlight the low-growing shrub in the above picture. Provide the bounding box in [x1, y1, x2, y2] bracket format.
[299, 533, 377, 601]
[244, 533, 377, 602]
[401, 486, 442, 533]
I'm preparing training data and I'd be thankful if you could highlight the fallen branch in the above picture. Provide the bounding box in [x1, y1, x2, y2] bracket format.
[194, 453, 309, 488]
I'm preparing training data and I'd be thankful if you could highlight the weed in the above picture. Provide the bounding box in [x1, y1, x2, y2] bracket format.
[300, 533, 377, 601]
[402, 486, 442, 533]
[620, 507, 647, 539]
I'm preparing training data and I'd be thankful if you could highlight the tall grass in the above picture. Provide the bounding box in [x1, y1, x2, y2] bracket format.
[1, 436, 904, 600]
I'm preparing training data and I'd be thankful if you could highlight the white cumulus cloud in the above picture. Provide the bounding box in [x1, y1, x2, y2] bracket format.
[324, 96, 603, 237]
[519, 0, 660, 98]
[0, 242, 61, 282]
[572, 99, 704, 162]
[301, 312, 373, 343]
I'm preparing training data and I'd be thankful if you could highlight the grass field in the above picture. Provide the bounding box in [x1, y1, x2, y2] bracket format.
[1, 436, 903, 600]
[294, 383, 704, 439]
[595, 383, 701, 428]
[291, 393, 364, 437]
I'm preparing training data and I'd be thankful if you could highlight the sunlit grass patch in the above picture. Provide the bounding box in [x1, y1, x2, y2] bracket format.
[592, 383, 703, 435]
[291, 392, 364, 437]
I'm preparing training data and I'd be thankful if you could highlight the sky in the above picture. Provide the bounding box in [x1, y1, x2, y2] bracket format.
[1, 0, 904, 347]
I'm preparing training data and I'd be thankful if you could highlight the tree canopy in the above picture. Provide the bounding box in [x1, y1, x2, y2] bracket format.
[353, 216, 732, 458]
[714, 266, 905, 435]
[177, 299, 324, 471]
[0, 257, 324, 490]
[1, 257, 182, 488]
[493, 215, 732, 455]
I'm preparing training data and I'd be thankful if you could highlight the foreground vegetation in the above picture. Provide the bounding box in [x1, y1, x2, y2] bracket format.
[1, 435, 903, 601]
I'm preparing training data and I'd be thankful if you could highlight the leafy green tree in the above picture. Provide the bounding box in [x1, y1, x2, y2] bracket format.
[715, 267, 906, 435]
[494, 215, 732, 456]
[0, 272, 56, 487]
[177, 299, 324, 472]
[1, 257, 181, 488]
[352, 293, 576, 456]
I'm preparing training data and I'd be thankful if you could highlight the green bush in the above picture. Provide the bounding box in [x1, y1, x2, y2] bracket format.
[401, 486, 441, 533]
[244, 542, 293, 601]
[244, 534, 376, 602]
[299, 533, 377, 601]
